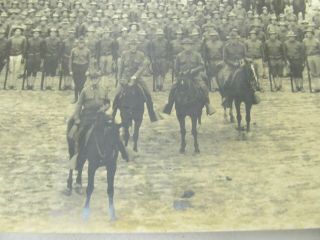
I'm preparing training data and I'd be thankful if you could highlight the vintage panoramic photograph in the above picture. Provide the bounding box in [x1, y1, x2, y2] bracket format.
[0, 0, 319, 234]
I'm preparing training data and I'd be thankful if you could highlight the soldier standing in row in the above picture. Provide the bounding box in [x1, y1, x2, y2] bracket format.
[284, 31, 306, 92]
[60, 29, 76, 90]
[42, 28, 61, 90]
[147, 28, 170, 91]
[264, 30, 285, 91]
[0, 29, 9, 76]
[245, 29, 265, 90]
[69, 38, 90, 103]
[7, 26, 26, 90]
[303, 28, 320, 92]
[25, 28, 43, 90]
[202, 29, 224, 92]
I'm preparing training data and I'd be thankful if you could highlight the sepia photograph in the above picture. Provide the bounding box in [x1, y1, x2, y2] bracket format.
[0, 0, 319, 238]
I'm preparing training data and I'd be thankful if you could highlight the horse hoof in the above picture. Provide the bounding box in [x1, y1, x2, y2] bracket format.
[179, 149, 185, 154]
[74, 184, 83, 195]
[133, 147, 138, 152]
[62, 188, 72, 196]
[230, 116, 235, 123]
[194, 149, 200, 154]
[82, 207, 90, 220]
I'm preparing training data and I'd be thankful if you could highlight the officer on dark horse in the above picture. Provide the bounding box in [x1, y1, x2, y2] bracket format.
[163, 37, 215, 153]
[219, 29, 260, 132]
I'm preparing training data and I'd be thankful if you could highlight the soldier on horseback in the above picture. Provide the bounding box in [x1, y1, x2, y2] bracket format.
[68, 63, 111, 169]
[113, 38, 159, 122]
[163, 38, 216, 116]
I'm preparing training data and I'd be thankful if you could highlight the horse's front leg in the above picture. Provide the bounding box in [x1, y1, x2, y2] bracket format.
[235, 100, 242, 131]
[133, 119, 142, 152]
[245, 103, 252, 132]
[83, 162, 97, 220]
[123, 125, 130, 147]
[178, 115, 186, 153]
[107, 162, 117, 221]
[65, 169, 73, 195]
[191, 116, 200, 154]
[229, 101, 235, 123]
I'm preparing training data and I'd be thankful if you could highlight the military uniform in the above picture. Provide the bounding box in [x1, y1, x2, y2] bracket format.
[61, 30, 76, 90]
[42, 28, 62, 90]
[264, 31, 286, 91]
[0, 29, 9, 74]
[163, 38, 215, 116]
[25, 28, 43, 89]
[69, 72, 110, 170]
[202, 30, 224, 91]
[284, 31, 306, 91]
[70, 39, 90, 102]
[303, 29, 320, 91]
[97, 29, 113, 75]
[146, 29, 170, 91]
[114, 38, 158, 122]
[245, 30, 265, 88]
[7, 26, 26, 90]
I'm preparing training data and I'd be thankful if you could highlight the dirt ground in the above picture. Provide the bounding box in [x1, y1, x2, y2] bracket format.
[0, 68, 319, 233]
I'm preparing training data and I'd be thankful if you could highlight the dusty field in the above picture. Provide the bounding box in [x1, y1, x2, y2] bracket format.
[0, 71, 319, 233]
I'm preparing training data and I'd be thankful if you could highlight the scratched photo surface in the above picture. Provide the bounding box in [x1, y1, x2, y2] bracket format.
[0, 0, 319, 233]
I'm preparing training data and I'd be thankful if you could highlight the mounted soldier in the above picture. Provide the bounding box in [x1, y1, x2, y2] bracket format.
[113, 38, 159, 122]
[163, 38, 216, 116]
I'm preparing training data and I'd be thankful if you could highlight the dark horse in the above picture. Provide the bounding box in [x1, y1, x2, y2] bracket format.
[174, 78, 205, 154]
[66, 113, 128, 221]
[224, 60, 259, 132]
[113, 84, 145, 152]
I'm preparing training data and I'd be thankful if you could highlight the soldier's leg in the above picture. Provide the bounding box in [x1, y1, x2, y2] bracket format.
[163, 83, 178, 114]
[200, 81, 216, 115]
[137, 80, 158, 122]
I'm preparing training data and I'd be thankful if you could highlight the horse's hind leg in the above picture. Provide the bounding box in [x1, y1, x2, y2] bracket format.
[83, 163, 97, 220]
[133, 119, 142, 152]
[178, 115, 186, 153]
[245, 103, 252, 132]
[65, 169, 73, 195]
[106, 162, 117, 221]
[235, 100, 242, 131]
[192, 116, 200, 154]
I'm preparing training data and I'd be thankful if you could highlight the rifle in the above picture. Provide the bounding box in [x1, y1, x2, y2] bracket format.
[22, 58, 27, 90]
[40, 60, 45, 90]
[267, 59, 273, 92]
[3, 57, 9, 89]
[305, 58, 312, 93]
[58, 62, 63, 90]
[288, 61, 294, 92]
[171, 58, 175, 84]
[112, 57, 118, 87]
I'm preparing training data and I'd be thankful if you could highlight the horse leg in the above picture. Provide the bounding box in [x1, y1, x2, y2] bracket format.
[83, 162, 97, 220]
[75, 154, 86, 195]
[107, 163, 117, 221]
[124, 125, 130, 147]
[178, 115, 186, 153]
[245, 103, 252, 132]
[192, 116, 200, 154]
[65, 169, 73, 195]
[229, 101, 235, 123]
[133, 119, 142, 152]
[235, 99, 242, 131]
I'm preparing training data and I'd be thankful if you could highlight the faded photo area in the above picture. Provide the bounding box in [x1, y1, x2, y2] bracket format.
[0, 0, 319, 233]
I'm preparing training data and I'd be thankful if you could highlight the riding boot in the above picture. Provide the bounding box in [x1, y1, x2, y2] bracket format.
[163, 88, 176, 114]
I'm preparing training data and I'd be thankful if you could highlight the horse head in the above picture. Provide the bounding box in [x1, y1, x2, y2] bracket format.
[242, 58, 259, 90]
